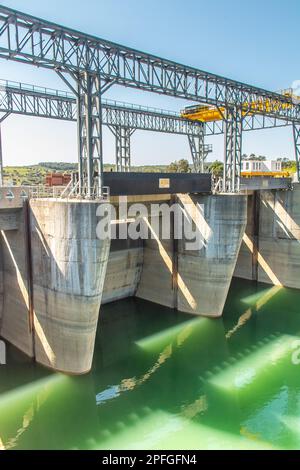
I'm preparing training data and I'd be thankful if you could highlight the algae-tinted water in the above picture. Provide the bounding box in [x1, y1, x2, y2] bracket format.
[1, 278, 300, 450]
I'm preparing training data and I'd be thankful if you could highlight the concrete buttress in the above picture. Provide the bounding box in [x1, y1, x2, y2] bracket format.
[29, 199, 110, 374]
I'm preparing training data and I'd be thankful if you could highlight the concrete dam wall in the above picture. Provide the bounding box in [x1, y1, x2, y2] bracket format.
[0, 192, 247, 374]
[235, 183, 300, 287]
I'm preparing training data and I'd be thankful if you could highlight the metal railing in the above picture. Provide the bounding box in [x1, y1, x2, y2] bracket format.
[212, 177, 223, 194]
[28, 185, 67, 199]
[0, 182, 111, 202]
[28, 184, 110, 201]
[0, 79, 74, 100]
[0, 79, 183, 117]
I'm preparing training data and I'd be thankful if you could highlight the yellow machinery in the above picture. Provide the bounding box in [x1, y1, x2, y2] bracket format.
[181, 88, 300, 123]
[241, 170, 291, 178]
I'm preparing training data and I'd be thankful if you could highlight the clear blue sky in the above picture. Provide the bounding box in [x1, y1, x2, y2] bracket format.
[1, 0, 299, 166]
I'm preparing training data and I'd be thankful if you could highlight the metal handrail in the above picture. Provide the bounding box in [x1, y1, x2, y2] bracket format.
[1, 78, 184, 118]
[0, 79, 74, 99]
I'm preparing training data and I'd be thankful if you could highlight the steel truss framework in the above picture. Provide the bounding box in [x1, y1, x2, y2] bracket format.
[0, 79, 294, 135]
[0, 111, 10, 185]
[0, 6, 299, 121]
[224, 108, 243, 192]
[1, 78, 299, 190]
[0, 6, 300, 193]
[0, 79, 203, 135]
[0, 79, 207, 174]
[108, 125, 135, 171]
[188, 135, 212, 173]
[293, 124, 300, 181]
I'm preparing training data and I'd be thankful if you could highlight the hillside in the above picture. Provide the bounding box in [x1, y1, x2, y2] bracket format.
[2, 162, 170, 186]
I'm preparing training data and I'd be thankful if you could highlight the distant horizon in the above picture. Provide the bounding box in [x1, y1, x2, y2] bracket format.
[2, 153, 294, 169]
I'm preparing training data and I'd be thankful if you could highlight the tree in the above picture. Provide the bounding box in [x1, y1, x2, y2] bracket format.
[167, 159, 190, 173]
[167, 161, 179, 172]
[282, 160, 297, 173]
[209, 160, 223, 177]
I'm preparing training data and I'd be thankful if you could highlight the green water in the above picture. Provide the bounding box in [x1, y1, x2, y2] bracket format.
[1, 278, 300, 450]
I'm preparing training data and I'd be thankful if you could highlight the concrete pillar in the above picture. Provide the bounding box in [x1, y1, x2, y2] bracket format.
[235, 183, 300, 288]
[29, 199, 110, 374]
[136, 193, 247, 317]
[177, 193, 247, 316]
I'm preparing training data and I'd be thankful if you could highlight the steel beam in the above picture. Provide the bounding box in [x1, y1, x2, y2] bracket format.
[0, 6, 299, 123]
[188, 132, 212, 173]
[0, 121, 3, 187]
[0, 112, 10, 186]
[223, 107, 243, 192]
[0, 80, 204, 136]
[0, 79, 294, 135]
[293, 124, 300, 181]
[108, 126, 135, 172]
[76, 72, 103, 197]
[1, 78, 298, 192]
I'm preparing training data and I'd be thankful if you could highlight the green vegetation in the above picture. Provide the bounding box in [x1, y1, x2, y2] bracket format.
[2, 162, 170, 185]
[2, 156, 297, 186]
[3, 165, 49, 186]
[208, 160, 223, 177]
[242, 153, 267, 161]
[166, 159, 191, 173]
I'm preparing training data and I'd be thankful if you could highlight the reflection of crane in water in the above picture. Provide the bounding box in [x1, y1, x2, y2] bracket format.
[96, 319, 198, 405]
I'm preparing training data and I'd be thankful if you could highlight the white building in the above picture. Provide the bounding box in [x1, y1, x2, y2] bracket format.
[241, 160, 282, 173]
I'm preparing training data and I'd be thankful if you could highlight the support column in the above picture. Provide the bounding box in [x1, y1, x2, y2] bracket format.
[29, 199, 111, 374]
[0, 122, 3, 187]
[223, 107, 243, 192]
[77, 72, 103, 198]
[293, 123, 300, 182]
[0, 113, 10, 187]
[109, 126, 134, 172]
[57, 70, 115, 198]
[188, 128, 211, 173]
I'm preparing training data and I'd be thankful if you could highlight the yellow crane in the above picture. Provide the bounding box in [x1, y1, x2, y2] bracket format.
[181, 89, 300, 123]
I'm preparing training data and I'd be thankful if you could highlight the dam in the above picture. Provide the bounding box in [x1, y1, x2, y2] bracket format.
[0, 6, 298, 375]
[0, 175, 299, 374]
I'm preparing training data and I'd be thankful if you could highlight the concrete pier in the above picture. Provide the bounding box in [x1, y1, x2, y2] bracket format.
[0, 189, 250, 373]
[30, 200, 110, 374]
[235, 183, 300, 288]
[177, 194, 247, 316]
[136, 194, 247, 316]
[0, 199, 110, 374]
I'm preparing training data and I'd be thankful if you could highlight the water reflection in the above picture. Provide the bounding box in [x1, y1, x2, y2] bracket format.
[1, 278, 300, 449]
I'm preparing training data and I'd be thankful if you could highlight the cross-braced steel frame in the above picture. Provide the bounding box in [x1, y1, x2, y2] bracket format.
[0, 111, 10, 186]
[0, 79, 293, 135]
[76, 72, 104, 197]
[293, 124, 300, 182]
[1, 78, 300, 189]
[108, 125, 135, 171]
[223, 107, 243, 192]
[0, 6, 298, 120]
[0, 4, 300, 193]
[188, 134, 212, 173]
[0, 79, 209, 175]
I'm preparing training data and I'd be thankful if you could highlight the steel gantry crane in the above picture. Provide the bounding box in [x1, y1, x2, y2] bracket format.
[0, 5, 300, 194]
[0, 79, 298, 188]
[0, 79, 211, 178]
